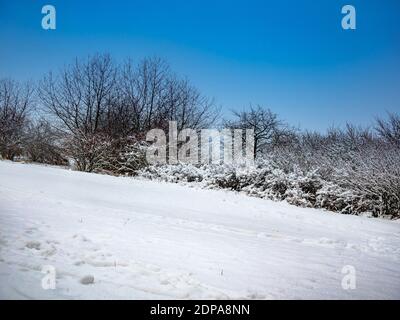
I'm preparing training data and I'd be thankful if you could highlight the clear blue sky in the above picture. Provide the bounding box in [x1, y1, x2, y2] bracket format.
[0, 0, 399, 131]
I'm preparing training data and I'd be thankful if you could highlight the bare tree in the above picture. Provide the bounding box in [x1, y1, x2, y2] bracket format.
[120, 58, 219, 166]
[376, 112, 400, 147]
[39, 54, 117, 136]
[121, 57, 218, 133]
[24, 119, 67, 165]
[226, 105, 289, 155]
[164, 77, 218, 131]
[121, 57, 170, 133]
[39, 54, 117, 171]
[38, 54, 218, 172]
[0, 78, 34, 160]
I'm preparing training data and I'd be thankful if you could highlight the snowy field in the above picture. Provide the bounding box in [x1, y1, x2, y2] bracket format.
[0, 161, 399, 299]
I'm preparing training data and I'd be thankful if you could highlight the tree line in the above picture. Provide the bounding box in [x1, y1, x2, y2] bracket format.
[1, 54, 218, 171]
[1, 53, 399, 216]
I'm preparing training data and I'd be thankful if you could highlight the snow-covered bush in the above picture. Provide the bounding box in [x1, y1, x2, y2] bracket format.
[97, 138, 148, 175]
[137, 148, 399, 218]
[63, 133, 113, 172]
[24, 120, 68, 165]
[332, 144, 400, 216]
[2, 57, 398, 218]
[140, 162, 205, 183]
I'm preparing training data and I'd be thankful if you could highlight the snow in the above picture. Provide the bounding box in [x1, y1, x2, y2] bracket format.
[0, 160, 399, 299]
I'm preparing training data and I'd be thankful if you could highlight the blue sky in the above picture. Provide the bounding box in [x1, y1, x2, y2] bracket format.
[0, 0, 399, 130]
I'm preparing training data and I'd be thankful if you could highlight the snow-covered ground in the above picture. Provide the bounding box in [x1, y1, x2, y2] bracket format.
[0, 161, 399, 299]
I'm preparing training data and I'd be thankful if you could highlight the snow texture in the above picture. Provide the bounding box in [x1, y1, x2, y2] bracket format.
[0, 161, 399, 299]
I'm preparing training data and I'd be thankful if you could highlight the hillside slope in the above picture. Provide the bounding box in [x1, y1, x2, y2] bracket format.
[0, 161, 399, 299]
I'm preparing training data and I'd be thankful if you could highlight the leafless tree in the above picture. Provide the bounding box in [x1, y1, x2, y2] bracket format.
[164, 77, 218, 131]
[0, 78, 34, 160]
[24, 119, 67, 165]
[38, 54, 218, 172]
[376, 112, 400, 147]
[119, 58, 219, 167]
[121, 57, 170, 133]
[226, 105, 291, 155]
[39, 54, 117, 136]
[121, 57, 218, 133]
[39, 54, 117, 171]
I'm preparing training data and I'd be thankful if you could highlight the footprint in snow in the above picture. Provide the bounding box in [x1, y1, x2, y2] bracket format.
[25, 241, 41, 250]
[80, 275, 95, 285]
